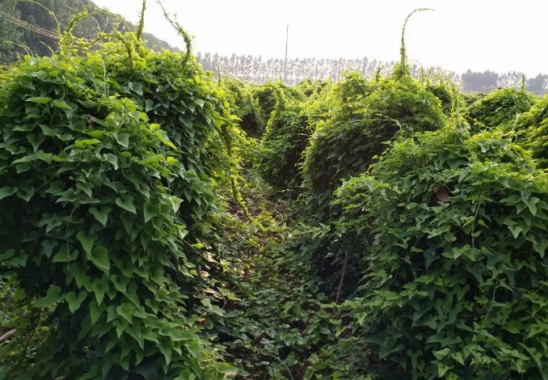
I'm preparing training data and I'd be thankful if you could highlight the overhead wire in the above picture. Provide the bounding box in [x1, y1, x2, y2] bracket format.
[0, 10, 60, 40]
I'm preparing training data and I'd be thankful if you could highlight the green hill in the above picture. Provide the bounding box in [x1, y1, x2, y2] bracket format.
[0, 0, 178, 65]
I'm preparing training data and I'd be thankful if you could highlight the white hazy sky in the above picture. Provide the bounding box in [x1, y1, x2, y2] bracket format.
[91, 0, 547, 76]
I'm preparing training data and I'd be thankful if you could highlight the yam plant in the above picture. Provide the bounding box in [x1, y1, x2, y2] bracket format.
[335, 125, 548, 379]
[2, 4, 548, 380]
[466, 88, 536, 132]
[221, 77, 264, 138]
[258, 85, 312, 192]
[301, 74, 444, 220]
[0, 6, 238, 379]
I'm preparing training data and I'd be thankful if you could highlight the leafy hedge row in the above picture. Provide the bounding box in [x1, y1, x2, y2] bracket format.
[0, 35, 237, 379]
[302, 74, 445, 220]
[214, 10, 548, 380]
[466, 88, 535, 132]
[222, 78, 264, 138]
[333, 125, 548, 379]
[258, 86, 312, 192]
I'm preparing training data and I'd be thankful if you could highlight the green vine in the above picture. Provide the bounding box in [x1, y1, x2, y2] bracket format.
[136, 0, 147, 40]
[393, 8, 434, 80]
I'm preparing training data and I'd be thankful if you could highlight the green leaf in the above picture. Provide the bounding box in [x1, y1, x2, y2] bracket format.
[46, 181, 64, 194]
[526, 196, 540, 216]
[156, 130, 177, 150]
[38, 124, 57, 136]
[129, 82, 144, 95]
[53, 248, 79, 263]
[53, 99, 73, 110]
[452, 352, 465, 365]
[86, 130, 105, 139]
[214, 363, 239, 377]
[104, 153, 118, 169]
[433, 347, 451, 360]
[158, 339, 173, 365]
[0, 250, 15, 261]
[356, 312, 367, 325]
[75, 139, 100, 148]
[508, 225, 523, 239]
[116, 195, 137, 214]
[89, 206, 111, 227]
[437, 363, 451, 377]
[426, 334, 462, 347]
[91, 278, 109, 306]
[17, 188, 35, 202]
[69, 262, 89, 289]
[114, 133, 130, 148]
[27, 133, 46, 153]
[41, 240, 58, 258]
[143, 202, 157, 223]
[77, 231, 97, 255]
[135, 359, 159, 380]
[140, 155, 165, 166]
[466, 263, 484, 285]
[0, 186, 17, 200]
[379, 343, 404, 359]
[89, 299, 103, 324]
[186, 341, 200, 358]
[34, 286, 64, 308]
[145, 99, 155, 112]
[27, 96, 51, 104]
[87, 246, 110, 273]
[111, 275, 129, 293]
[76, 182, 93, 198]
[65, 290, 88, 313]
[116, 303, 134, 324]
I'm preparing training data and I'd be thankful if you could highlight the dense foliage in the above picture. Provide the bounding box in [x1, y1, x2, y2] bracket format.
[3, 5, 548, 380]
[251, 81, 304, 126]
[302, 73, 445, 219]
[258, 86, 312, 192]
[0, 23, 237, 380]
[426, 83, 456, 116]
[222, 78, 264, 138]
[334, 125, 548, 379]
[466, 88, 536, 131]
[519, 95, 548, 167]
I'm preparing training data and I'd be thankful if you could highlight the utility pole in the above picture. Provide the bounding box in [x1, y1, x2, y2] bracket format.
[283, 25, 289, 83]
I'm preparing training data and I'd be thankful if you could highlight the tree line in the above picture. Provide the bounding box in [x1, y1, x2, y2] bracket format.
[198, 52, 548, 95]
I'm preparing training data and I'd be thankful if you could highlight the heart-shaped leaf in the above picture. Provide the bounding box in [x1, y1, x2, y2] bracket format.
[34, 286, 64, 308]
[87, 246, 110, 273]
[0, 186, 17, 201]
[65, 290, 88, 313]
[116, 195, 137, 214]
[77, 231, 97, 255]
[91, 278, 109, 306]
[116, 303, 135, 324]
[89, 206, 111, 227]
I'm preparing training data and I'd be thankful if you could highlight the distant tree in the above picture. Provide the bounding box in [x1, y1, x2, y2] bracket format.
[0, 0, 23, 65]
[461, 70, 499, 93]
[526, 74, 548, 96]
[16, 0, 59, 57]
[497, 71, 522, 89]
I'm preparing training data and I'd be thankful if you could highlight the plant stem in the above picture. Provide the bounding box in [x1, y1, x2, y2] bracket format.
[336, 248, 350, 305]
[0, 329, 16, 343]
